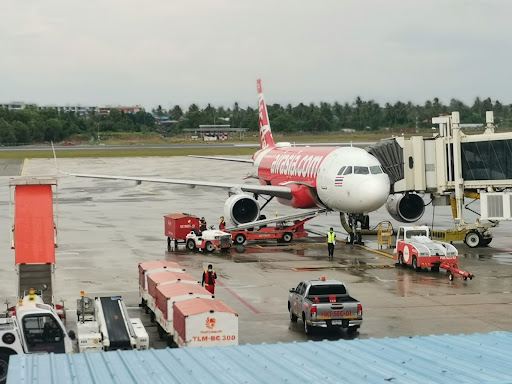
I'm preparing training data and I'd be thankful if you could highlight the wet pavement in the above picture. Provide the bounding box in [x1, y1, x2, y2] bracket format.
[0, 156, 511, 348]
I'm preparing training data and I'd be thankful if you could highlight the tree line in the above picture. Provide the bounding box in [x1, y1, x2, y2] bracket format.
[1, 97, 511, 144]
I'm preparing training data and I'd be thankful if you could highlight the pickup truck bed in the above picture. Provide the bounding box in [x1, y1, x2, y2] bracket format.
[288, 278, 363, 335]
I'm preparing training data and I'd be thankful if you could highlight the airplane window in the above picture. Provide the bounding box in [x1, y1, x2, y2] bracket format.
[343, 166, 352, 175]
[337, 166, 346, 175]
[370, 165, 383, 174]
[354, 166, 369, 175]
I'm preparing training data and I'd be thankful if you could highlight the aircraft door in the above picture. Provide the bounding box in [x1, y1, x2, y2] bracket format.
[318, 153, 338, 191]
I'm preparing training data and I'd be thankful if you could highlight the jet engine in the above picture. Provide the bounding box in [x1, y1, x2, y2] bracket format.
[224, 194, 260, 226]
[385, 193, 425, 223]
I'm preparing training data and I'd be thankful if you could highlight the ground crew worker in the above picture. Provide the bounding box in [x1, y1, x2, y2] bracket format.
[327, 227, 336, 259]
[219, 216, 226, 231]
[202, 264, 217, 295]
[191, 224, 201, 236]
[200, 217, 207, 232]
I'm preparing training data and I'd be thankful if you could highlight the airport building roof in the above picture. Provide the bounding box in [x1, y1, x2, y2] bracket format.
[8, 331, 512, 384]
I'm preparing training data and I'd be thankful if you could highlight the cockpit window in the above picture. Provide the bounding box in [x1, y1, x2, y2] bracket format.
[343, 166, 352, 175]
[370, 165, 383, 174]
[337, 166, 346, 175]
[354, 166, 369, 175]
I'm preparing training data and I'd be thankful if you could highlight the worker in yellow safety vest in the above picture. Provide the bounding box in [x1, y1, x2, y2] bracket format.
[327, 227, 336, 259]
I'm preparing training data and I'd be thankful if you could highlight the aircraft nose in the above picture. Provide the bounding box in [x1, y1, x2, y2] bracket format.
[357, 176, 390, 212]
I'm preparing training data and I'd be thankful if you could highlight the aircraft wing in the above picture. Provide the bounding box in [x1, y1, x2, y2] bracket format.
[188, 155, 253, 163]
[65, 172, 293, 200]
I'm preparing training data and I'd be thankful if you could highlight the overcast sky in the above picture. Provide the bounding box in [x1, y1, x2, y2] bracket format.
[1, 0, 511, 109]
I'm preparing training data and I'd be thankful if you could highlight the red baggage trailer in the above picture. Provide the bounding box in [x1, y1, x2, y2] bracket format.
[138, 261, 185, 310]
[165, 213, 200, 248]
[173, 298, 238, 348]
[154, 283, 213, 343]
[146, 271, 199, 311]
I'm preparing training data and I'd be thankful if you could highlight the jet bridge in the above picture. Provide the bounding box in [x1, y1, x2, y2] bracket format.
[368, 111, 512, 247]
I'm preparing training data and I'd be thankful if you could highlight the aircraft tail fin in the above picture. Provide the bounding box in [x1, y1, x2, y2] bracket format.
[257, 79, 275, 149]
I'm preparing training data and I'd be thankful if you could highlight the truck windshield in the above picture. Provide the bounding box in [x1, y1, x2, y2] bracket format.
[406, 230, 428, 238]
[309, 284, 346, 295]
[22, 314, 65, 353]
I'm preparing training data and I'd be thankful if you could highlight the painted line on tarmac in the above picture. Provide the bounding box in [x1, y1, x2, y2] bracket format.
[20, 158, 28, 176]
[354, 244, 395, 259]
[216, 280, 260, 314]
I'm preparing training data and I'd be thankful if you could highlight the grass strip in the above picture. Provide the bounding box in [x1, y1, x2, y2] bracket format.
[0, 147, 256, 159]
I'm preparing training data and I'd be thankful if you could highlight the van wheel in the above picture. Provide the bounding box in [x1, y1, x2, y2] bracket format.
[398, 252, 404, 266]
[303, 313, 312, 335]
[289, 304, 297, 322]
[186, 239, 196, 251]
[205, 242, 215, 252]
[412, 257, 420, 271]
[0, 353, 10, 384]
[282, 232, 293, 243]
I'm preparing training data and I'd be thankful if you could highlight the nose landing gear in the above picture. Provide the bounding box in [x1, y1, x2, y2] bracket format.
[345, 213, 369, 245]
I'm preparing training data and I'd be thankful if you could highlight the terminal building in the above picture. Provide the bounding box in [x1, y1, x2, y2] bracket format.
[183, 125, 250, 141]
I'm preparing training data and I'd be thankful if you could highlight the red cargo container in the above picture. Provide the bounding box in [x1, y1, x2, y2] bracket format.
[147, 271, 199, 299]
[173, 298, 238, 348]
[165, 214, 200, 241]
[155, 283, 213, 321]
[138, 261, 185, 290]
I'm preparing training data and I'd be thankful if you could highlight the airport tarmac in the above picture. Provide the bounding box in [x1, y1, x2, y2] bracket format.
[1, 156, 512, 348]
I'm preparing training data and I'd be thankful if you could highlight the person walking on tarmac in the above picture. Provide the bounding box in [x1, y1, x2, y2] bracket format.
[200, 217, 207, 232]
[202, 264, 217, 295]
[327, 227, 336, 259]
[219, 216, 226, 231]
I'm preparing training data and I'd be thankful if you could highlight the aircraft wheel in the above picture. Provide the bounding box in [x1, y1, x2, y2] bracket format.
[234, 234, 246, 245]
[464, 231, 482, 248]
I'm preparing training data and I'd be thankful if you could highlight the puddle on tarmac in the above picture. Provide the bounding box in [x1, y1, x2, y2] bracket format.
[462, 251, 512, 265]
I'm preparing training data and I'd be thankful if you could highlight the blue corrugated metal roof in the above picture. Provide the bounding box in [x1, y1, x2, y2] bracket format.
[8, 332, 512, 384]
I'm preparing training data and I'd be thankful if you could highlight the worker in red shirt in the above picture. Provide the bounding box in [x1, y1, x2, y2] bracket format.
[219, 216, 226, 231]
[199, 217, 207, 232]
[202, 264, 217, 295]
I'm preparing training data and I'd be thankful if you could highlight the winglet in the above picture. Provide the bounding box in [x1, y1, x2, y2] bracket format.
[257, 79, 275, 150]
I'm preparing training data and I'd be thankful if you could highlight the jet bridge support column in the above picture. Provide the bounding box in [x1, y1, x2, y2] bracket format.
[451, 112, 465, 228]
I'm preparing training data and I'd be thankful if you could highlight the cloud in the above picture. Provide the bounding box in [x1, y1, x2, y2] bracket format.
[1, 0, 511, 108]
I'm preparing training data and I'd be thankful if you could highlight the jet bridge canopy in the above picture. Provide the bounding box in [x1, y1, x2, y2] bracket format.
[461, 139, 512, 181]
